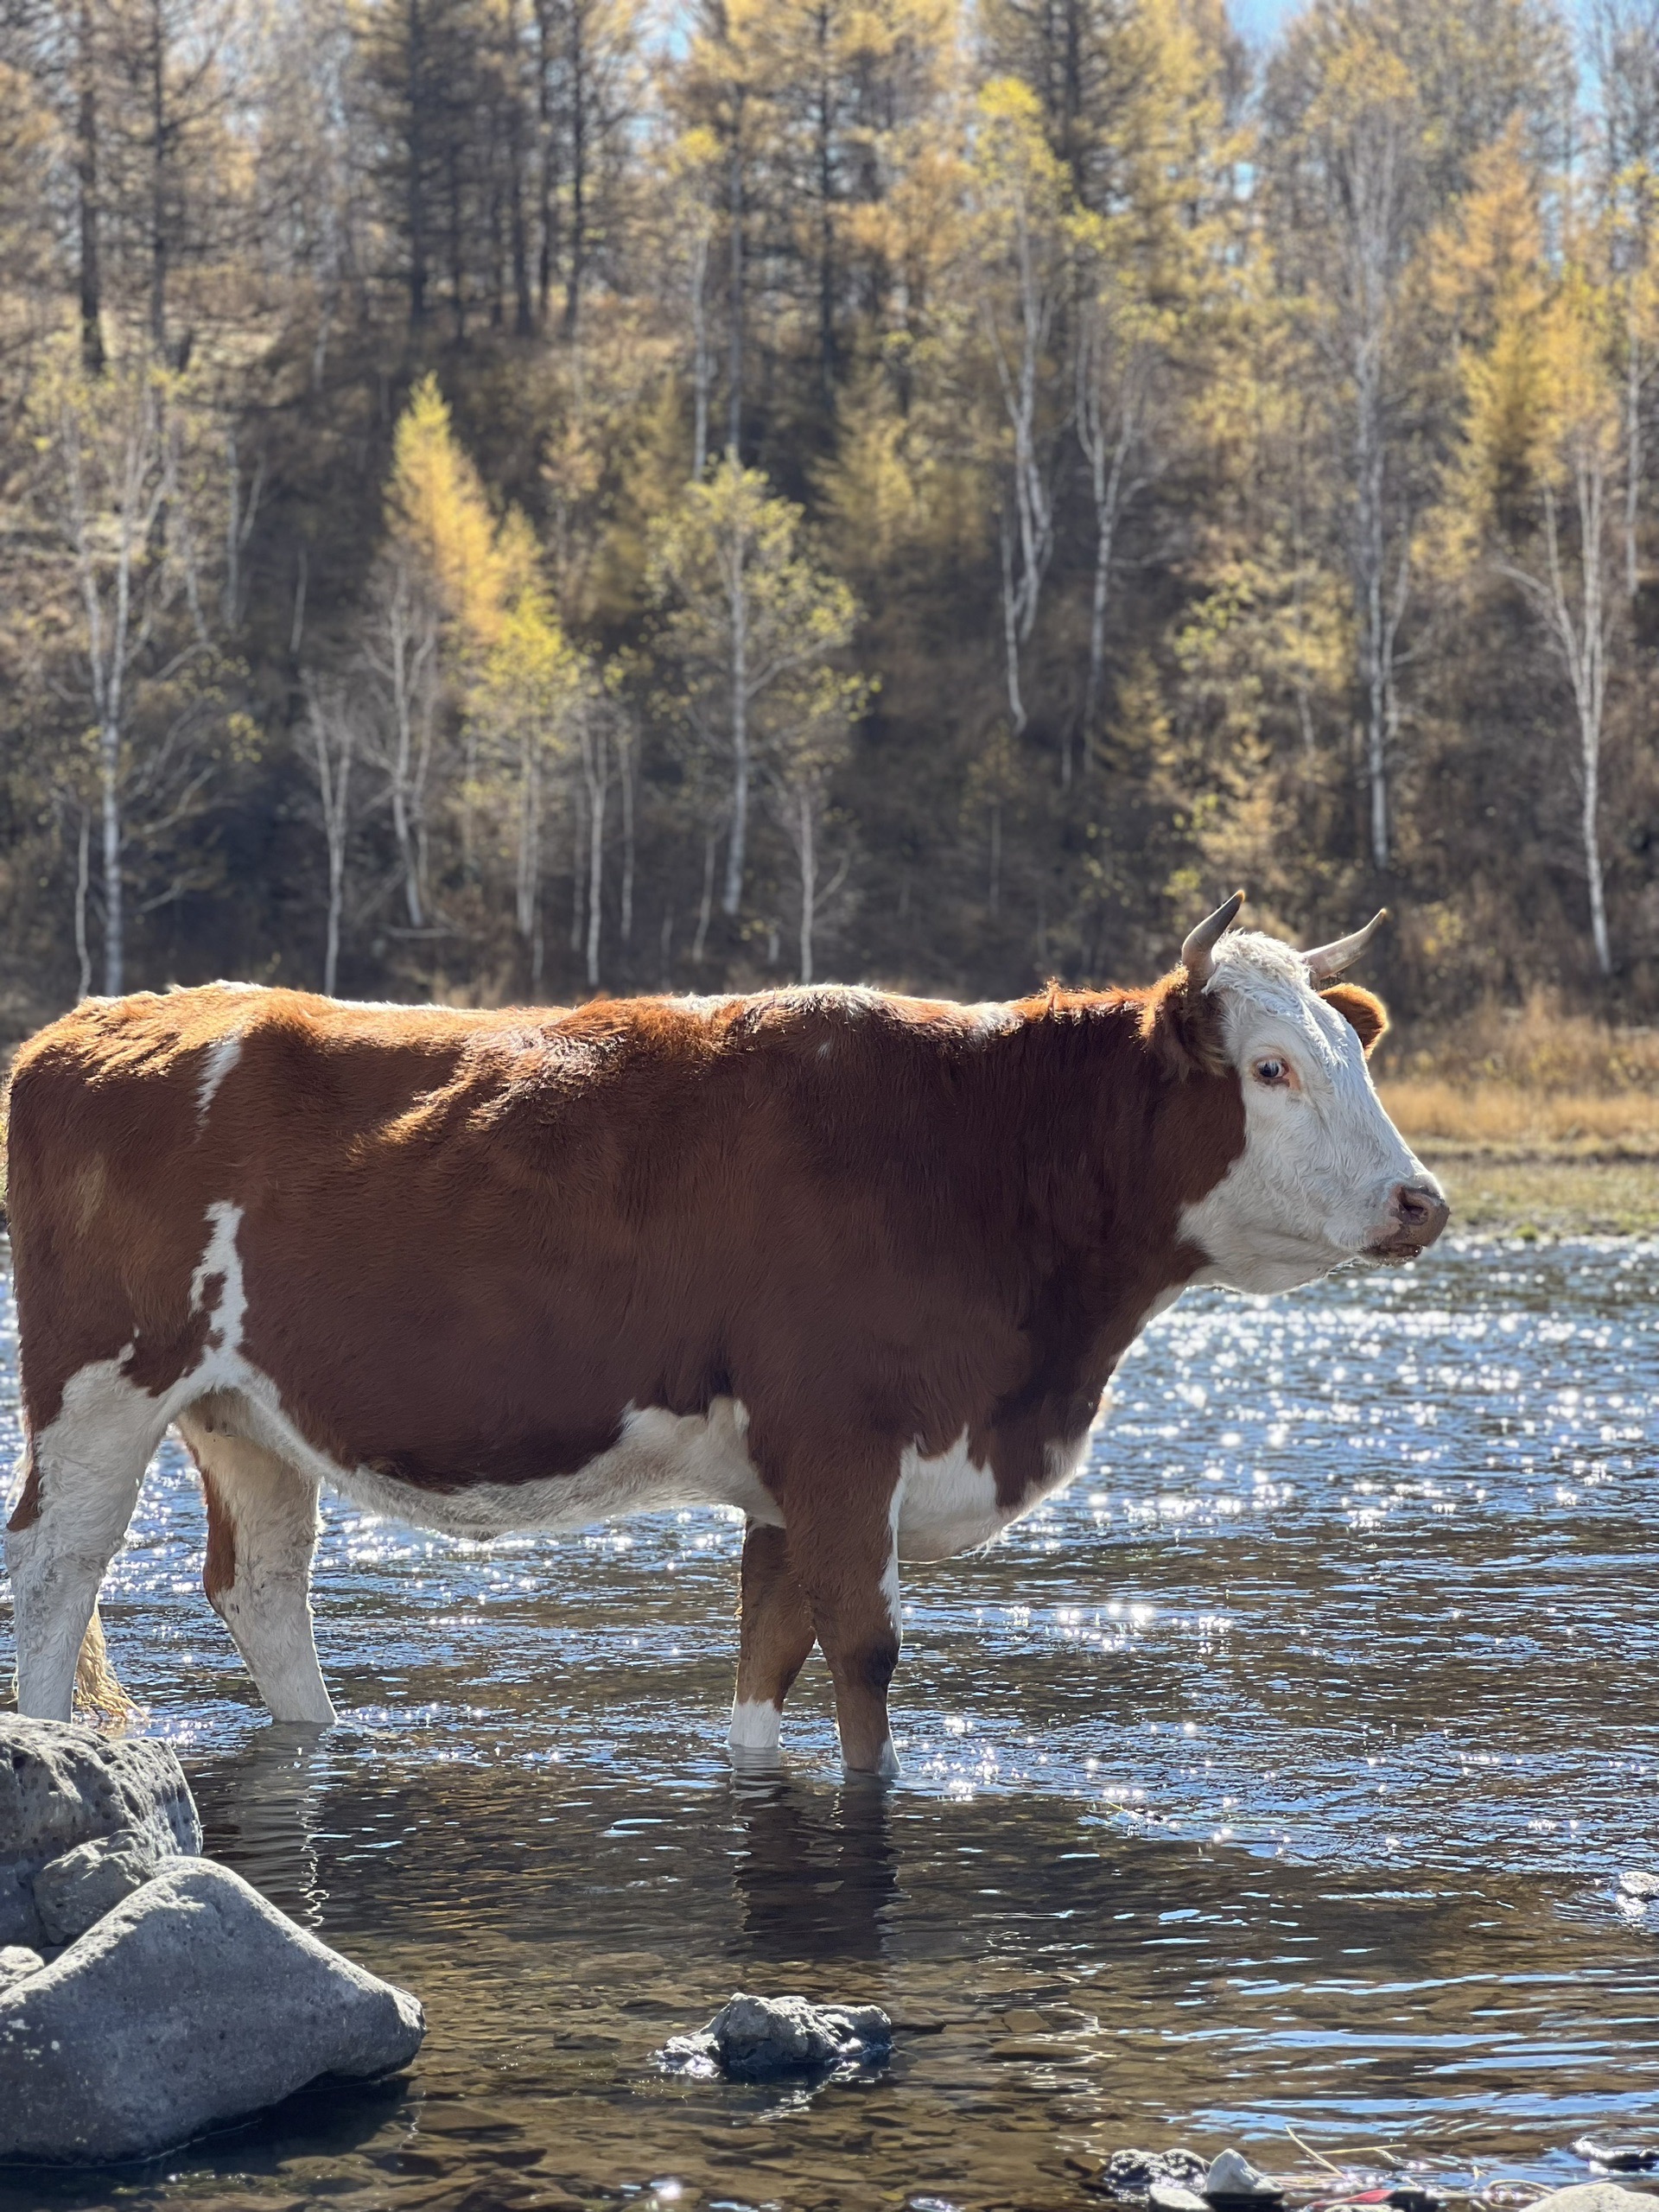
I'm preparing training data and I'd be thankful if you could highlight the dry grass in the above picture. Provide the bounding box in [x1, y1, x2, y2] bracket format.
[1377, 992, 1659, 1163]
[1377, 1077, 1659, 1156]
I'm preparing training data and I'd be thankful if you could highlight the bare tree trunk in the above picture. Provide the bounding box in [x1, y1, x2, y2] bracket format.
[690, 222, 712, 478]
[727, 120, 745, 459]
[100, 715, 122, 995]
[722, 548, 749, 916]
[569, 780, 587, 952]
[1528, 476, 1615, 977]
[76, 0, 105, 377]
[148, 0, 168, 361]
[999, 511, 1026, 735]
[619, 724, 635, 944]
[74, 812, 92, 1000]
[797, 782, 816, 983]
[305, 679, 356, 995]
[507, 0, 533, 335]
[1076, 312, 1146, 784]
[693, 825, 717, 963]
[515, 727, 542, 950]
[562, 0, 588, 336]
[1627, 303, 1643, 599]
[580, 709, 608, 988]
[385, 575, 430, 928]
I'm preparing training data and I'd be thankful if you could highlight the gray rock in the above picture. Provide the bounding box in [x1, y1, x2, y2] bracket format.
[1617, 1870, 1659, 1904]
[0, 1946, 43, 1989]
[660, 1991, 892, 2081]
[34, 1834, 167, 1947]
[1150, 2184, 1211, 2212]
[1525, 2191, 1659, 2212]
[1205, 2152, 1284, 2207]
[0, 1858, 424, 2164]
[0, 1716, 200, 1948]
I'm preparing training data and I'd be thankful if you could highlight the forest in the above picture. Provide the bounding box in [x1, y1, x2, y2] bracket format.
[0, 0, 1656, 1035]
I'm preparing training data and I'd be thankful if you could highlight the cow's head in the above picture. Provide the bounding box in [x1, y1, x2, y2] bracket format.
[1173, 893, 1449, 1293]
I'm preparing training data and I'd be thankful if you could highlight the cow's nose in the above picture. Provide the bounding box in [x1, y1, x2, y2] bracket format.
[1391, 1182, 1450, 1248]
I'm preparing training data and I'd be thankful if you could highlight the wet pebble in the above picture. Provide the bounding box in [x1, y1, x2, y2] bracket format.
[1151, 2185, 1211, 2212]
[1573, 2140, 1659, 2176]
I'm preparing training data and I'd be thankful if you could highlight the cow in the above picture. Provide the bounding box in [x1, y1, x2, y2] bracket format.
[3, 894, 1447, 1774]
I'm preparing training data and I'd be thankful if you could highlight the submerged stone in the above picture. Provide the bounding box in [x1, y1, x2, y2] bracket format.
[659, 1991, 892, 2080]
[1573, 2141, 1659, 2175]
[1100, 2150, 1212, 2196]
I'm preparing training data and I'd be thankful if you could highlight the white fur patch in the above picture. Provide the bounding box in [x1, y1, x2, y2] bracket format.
[194, 1032, 244, 1122]
[1179, 931, 1440, 1294]
[6, 1351, 171, 1719]
[332, 1399, 779, 1541]
[728, 1698, 784, 1753]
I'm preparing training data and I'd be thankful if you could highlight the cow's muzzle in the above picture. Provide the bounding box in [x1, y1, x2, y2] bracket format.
[1364, 1181, 1451, 1262]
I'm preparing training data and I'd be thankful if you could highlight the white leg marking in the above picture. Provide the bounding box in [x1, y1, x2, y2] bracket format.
[183, 1416, 336, 1725]
[6, 1355, 168, 1721]
[728, 1698, 784, 1754]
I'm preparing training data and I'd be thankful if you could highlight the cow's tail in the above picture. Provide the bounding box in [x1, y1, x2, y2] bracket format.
[73, 1606, 139, 1728]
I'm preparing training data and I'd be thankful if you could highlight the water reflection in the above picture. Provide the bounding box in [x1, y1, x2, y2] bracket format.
[728, 1775, 899, 1960]
[193, 1722, 334, 1926]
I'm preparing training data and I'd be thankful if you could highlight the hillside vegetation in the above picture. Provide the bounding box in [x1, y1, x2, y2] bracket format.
[0, 0, 1656, 1041]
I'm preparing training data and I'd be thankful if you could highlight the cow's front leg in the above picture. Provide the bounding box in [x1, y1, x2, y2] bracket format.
[728, 1521, 816, 1761]
[779, 1465, 904, 1779]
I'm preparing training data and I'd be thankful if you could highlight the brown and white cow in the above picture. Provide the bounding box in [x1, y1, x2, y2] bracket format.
[3, 895, 1446, 1774]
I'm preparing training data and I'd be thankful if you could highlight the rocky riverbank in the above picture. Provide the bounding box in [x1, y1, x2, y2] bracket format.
[0, 1715, 423, 2164]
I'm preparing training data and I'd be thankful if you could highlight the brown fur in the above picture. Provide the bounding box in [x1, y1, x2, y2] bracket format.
[4, 974, 1260, 1764]
[1321, 983, 1389, 1056]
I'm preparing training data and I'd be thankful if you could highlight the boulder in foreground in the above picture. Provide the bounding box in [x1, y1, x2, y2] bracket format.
[0, 1859, 424, 2164]
[0, 1716, 200, 1948]
[1527, 2191, 1659, 2212]
[661, 1991, 892, 2080]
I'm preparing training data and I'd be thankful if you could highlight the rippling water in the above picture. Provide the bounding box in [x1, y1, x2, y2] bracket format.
[3, 1238, 1658, 2211]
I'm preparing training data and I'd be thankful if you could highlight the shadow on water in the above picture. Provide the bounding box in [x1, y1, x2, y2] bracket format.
[3, 1238, 1659, 2209]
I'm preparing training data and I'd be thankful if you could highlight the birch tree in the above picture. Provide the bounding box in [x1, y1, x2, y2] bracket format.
[1446, 152, 1624, 976]
[969, 76, 1071, 741]
[29, 342, 215, 994]
[646, 454, 861, 922]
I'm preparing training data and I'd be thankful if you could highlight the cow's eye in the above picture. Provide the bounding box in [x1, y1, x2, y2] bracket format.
[1254, 1057, 1289, 1085]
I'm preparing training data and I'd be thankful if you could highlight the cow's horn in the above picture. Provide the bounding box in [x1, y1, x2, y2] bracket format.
[1304, 908, 1389, 981]
[1181, 890, 1245, 984]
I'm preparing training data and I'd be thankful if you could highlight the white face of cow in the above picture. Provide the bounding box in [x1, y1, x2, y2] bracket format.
[1178, 930, 1448, 1294]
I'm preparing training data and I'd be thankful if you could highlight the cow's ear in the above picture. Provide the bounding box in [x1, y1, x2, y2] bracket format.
[1321, 983, 1389, 1057]
[1140, 969, 1232, 1079]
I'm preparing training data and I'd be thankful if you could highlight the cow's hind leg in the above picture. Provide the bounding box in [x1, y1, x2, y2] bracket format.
[728, 1521, 816, 1760]
[773, 1459, 903, 1780]
[178, 1404, 335, 1725]
[6, 1361, 168, 1722]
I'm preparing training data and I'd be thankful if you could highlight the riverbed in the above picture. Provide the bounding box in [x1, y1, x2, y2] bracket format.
[2, 1237, 1657, 2211]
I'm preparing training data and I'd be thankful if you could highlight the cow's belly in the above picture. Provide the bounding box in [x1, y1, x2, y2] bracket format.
[327, 1397, 782, 1541]
[894, 1428, 1091, 1563]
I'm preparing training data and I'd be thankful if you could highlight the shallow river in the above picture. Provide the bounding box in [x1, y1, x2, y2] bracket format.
[3, 1238, 1658, 2212]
